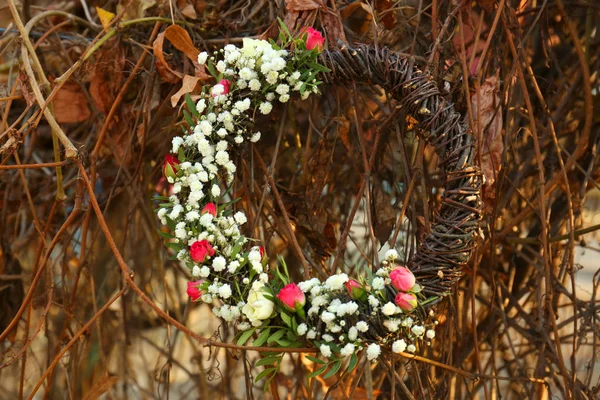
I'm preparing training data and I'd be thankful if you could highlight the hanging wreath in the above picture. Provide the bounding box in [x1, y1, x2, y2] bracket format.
[155, 23, 483, 384]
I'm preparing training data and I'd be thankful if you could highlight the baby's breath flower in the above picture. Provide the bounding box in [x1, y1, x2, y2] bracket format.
[259, 101, 273, 115]
[366, 344, 381, 361]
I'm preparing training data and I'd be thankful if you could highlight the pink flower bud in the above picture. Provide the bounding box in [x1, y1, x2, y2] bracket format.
[163, 154, 180, 180]
[186, 280, 204, 301]
[389, 267, 416, 292]
[211, 79, 231, 97]
[345, 279, 366, 300]
[189, 240, 215, 263]
[395, 292, 417, 311]
[276, 283, 305, 312]
[201, 203, 217, 217]
[302, 27, 325, 51]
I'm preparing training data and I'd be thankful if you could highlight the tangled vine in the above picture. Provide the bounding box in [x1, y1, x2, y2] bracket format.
[155, 25, 483, 384]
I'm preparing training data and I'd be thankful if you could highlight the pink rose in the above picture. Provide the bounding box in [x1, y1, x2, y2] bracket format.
[163, 154, 180, 179]
[345, 279, 366, 300]
[389, 267, 416, 292]
[187, 281, 204, 301]
[276, 283, 305, 312]
[302, 27, 325, 51]
[395, 292, 417, 311]
[190, 240, 215, 263]
[212, 79, 231, 97]
[202, 203, 217, 217]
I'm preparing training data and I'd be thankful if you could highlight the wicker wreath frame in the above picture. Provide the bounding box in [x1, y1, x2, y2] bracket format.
[318, 44, 484, 296]
[159, 38, 485, 361]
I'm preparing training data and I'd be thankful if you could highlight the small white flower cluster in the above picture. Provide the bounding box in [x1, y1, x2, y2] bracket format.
[295, 269, 437, 362]
[157, 38, 323, 328]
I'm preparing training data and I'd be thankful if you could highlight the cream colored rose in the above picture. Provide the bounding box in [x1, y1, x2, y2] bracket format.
[241, 38, 273, 58]
[242, 285, 274, 326]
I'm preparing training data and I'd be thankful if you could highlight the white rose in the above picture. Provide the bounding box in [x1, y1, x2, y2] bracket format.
[241, 38, 272, 57]
[381, 302, 397, 316]
[242, 285, 274, 326]
[325, 273, 349, 290]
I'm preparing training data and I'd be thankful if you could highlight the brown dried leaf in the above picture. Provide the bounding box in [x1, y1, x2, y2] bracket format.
[17, 71, 35, 107]
[82, 375, 119, 400]
[53, 81, 91, 123]
[153, 31, 183, 83]
[164, 25, 200, 63]
[376, 0, 395, 30]
[89, 42, 125, 113]
[177, 0, 197, 19]
[285, 0, 321, 11]
[334, 116, 352, 154]
[116, 0, 156, 21]
[340, 2, 373, 36]
[170, 75, 200, 107]
[471, 75, 503, 195]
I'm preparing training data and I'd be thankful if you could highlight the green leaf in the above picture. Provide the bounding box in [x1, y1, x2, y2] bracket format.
[236, 328, 255, 346]
[323, 360, 342, 379]
[308, 364, 328, 379]
[280, 312, 292, 327]
[267, 329, 286, 344]
[263, 373, 277, 392]
[157, 230, 174, 239]
[254, 367, 276, 383]
[229, 236, 246, 259]
[277, 17, 292, 40]
[347, 353, 358, 372]
[182, 109, 194, 127]
[178, 147, 186, 162]
[206, 59, 217, 78]
[256, 355, 281, 367]
[274, 339, 292, 347]
[164, 242, 184, 250]
[411, 283, 423, 293]
[307, 62, 331, 73]
[305, 355, 326, 364]
[253, 328, 271, 347]
[185, 93, 198, 117]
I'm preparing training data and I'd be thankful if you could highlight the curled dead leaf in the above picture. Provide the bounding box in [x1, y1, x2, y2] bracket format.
[471, 75, 503, 199]
[164, 25, 200, 63]
[177, 0, 197, 19]
[17, 71, 35, 107]
[153, 31, 183, 83]
[154, 26, 210, 83]
[171, 75, 200, 107]
[89, 42, 125, 114]
[81, 375, 119, 400]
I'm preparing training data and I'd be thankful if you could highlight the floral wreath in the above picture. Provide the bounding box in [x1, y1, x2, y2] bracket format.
[156, 23, 483, 385]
